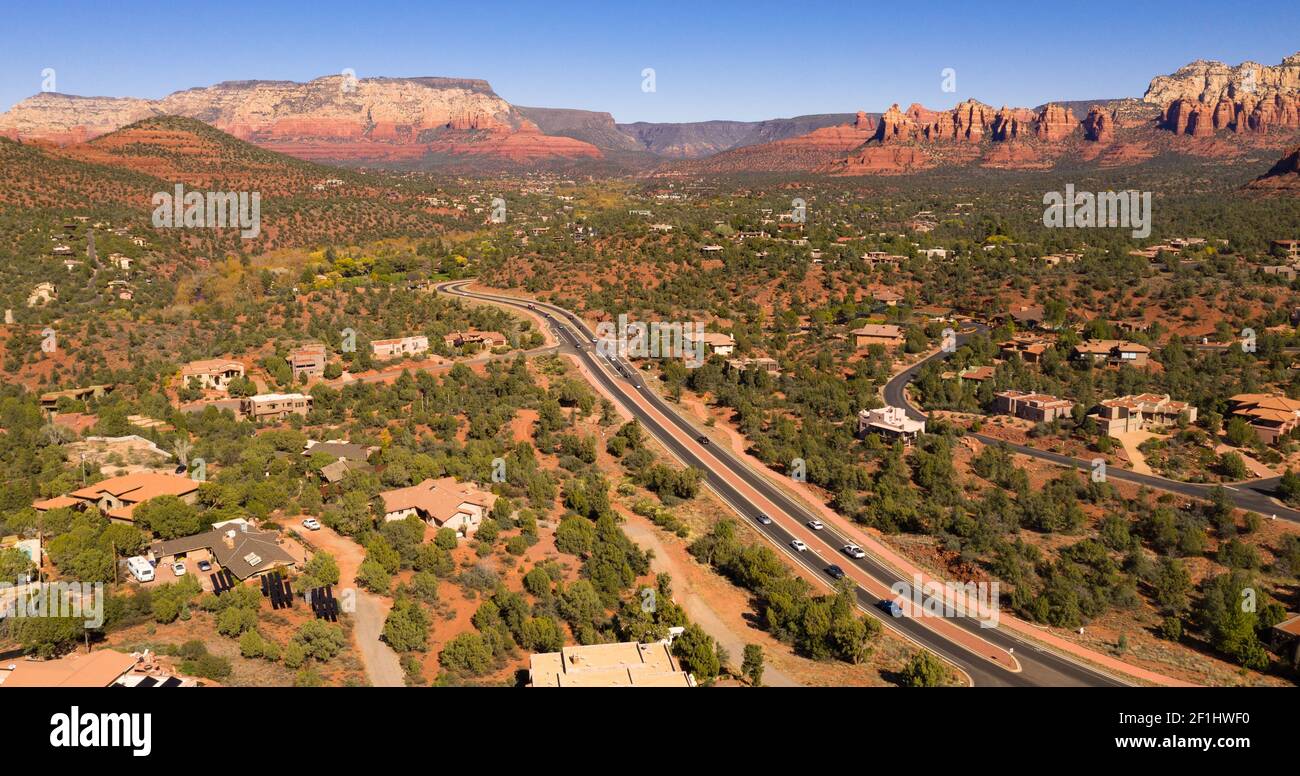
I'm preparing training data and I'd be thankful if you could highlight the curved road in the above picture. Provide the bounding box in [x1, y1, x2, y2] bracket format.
[883, 327, 1300, 523]
[439, 281, 1128, 687]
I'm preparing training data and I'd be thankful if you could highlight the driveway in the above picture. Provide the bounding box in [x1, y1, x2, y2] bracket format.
[288, 517, 404, 687]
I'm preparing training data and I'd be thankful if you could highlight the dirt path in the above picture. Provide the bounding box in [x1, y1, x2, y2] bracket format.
[620, 518, 799, 687]
[288, 517, 404, 687]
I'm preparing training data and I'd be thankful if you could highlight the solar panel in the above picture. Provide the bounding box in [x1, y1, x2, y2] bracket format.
[135, 676, 158, 688]
[160, 677, 182, 687]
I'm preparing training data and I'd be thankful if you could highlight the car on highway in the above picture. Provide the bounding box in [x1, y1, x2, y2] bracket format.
[877, 599, 904, 617]
[696, 435, 710, 445]
[755, 514, 773, 526]
[842, 544, 866, 559]
[527, 303, 535, 310]
[806, 519, 824, 530]
[825, 565, 846, 580]
[171, 562, 186, 577]
[790, 539, 808, 552]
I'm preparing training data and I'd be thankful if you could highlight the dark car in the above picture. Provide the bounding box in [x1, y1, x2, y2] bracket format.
[755, 514, 772, 526]
[197, 560, 212, 573]
[825, 565, 846, 580]
[877, 599, 904, 617]
[696, 435, 710, 446]
[174, 464, 188, 475]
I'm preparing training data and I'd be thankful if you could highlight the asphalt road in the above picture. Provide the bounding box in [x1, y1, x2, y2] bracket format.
[439, 281, 1128, 687]
[882, 327, 1300, 523]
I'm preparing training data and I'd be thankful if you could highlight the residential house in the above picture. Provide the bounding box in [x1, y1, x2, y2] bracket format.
[1000, 305, 1046, 329]
[241, 393, 312, 422]
[0, 650, 138, 688]
[872, 288, 905, 307]
[684, 331, 735, 357]
[857, 406, 925, 444]
[149, 521, 296, 580]
[1273, 239, 1300, 260]
[1071, 339, 1151, 367]
[39, 384, 113, 411]
[379, 477, 496, 536]
[994, 390, 1075, 423]
[179, 358, 245, 391]
[725, 357, 780, 376]
[1088, 394, 1197, 437]
[851, 324, 905, 350]
[26, 282, 56, 307]
[288, 344, 327, 381]
[444, 330, 508, 349]
[35, 472, 199, 524]
[998, 336, 1051, 363]
[371, 335, 429, 360]
[528, 639, 696, 687]
[1228, 394, 1300, 444]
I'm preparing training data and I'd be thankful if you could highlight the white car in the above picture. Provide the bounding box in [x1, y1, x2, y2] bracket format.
[842, 544, 866, 559]
[171, 562, 186, 577]
[790, 539, 808, 552]
[807, 520, 825, 531]
[302, 518, 322, 531]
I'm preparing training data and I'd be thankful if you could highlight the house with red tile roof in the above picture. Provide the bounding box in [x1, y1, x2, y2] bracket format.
[379, 477, 496, 537]
[34, 472, 199, 523]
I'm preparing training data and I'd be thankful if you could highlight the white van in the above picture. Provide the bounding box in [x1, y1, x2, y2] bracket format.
[126, 556, 155, 583]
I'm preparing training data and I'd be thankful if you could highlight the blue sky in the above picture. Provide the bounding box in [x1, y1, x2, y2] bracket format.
[2, 0, 1297, 123]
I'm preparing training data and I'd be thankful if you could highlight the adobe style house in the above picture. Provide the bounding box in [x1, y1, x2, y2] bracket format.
[371, 335, 429, 360]
[1071, 339, 1151, 367]
[994, 390, 1075, 423]
[683, 331, 736, 357]
[149, 521, 295, 581]
[998, 304, 1046, 329]
[1089, 394, 1197, 437]
[241, 393, 312, 422]
[851, 324, 905, 350]
[1228, 394, 1300, 444]
[26, 282, 57, 307]
[39, 384, 113, 411]
[179, 358, 245, 391]
[871, 288, 905, 306]
[528, 639, 696, 687]
[444, 330, 508, 349]
[998, 335, 1051, 364]
[379, 477, 497, 537]
[288, 344, 327, 380]
[725, 357, 780, 376]
[34, 471, 199, 524]
[1273, 239, 1300, 260]
[857, 406, 925, 444]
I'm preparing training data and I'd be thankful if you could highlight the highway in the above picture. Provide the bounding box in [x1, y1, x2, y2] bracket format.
[882, 327, 1300, 524]
[438, 280, 1129, 687]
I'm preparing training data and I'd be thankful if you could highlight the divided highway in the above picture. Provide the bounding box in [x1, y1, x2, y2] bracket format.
[438, 280, 1129, 687]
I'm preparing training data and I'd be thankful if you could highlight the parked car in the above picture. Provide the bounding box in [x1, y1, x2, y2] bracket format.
[197, 560, 212, 573]
[171, 562, 186, 577]
[790, 539, 808, 552]
[825, 565, 846, 580]
[843, 544, 866, 559]
[806, 519, 824, 530]
[302, 518, 321, 531]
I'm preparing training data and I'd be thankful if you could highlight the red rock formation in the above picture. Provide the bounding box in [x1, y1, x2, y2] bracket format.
[1246, 144, 1300, 192]
[1083, 106, 1115, 142]
[1035, 104, 1077, 141]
